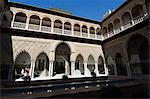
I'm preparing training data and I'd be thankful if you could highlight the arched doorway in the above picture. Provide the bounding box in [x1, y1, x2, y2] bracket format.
[98, 56, 105, 74]
[75, 54, 84, 75]
[127, 35, 149, 75]
[107, 56, 115, 75]
[34, 53, 49, 78]
[115, 53, 127, 75]
[14, 52, 31, 79]
[54, 42, 71, 75]
[87, 55, 95, 73]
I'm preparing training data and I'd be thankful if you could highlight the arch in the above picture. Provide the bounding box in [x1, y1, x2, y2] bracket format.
[103, 27, 108, 38]
[108, 23, 113, 32]
[54, 20, 62, 29]
[14, 12, 27, 23]
[14, 51, 31, 79]
[29, 15, 40, 25]
[82, 25, 88, 33]
[115, 53, 127, 75]
[64, 22, 71, 30]
[34, 52, 49, 78]
[131, 4, 144, 18]
[87, 55, 95, 73]
[114, 18, 121, 29]
[2, 14, 8, 21]
[54, 42, 72, 53]
[42, 17, 51, 27]
[106, 55, 115, 75]
[122, 12, 132, 25]
[75, 54, 84, 75]
[74, 24, 80, 32]
[54, 42, 71, 75]
[96, 28, 101, 35]
[103, 27, 107, 34]
[90, 27, 95, 34]
[98, 56, 105, 74]
[127, 35, 149, 75]
[5, 10, 13, 21]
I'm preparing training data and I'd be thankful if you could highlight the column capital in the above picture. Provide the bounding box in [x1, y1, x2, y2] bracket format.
[95, 61, 98, 63]
[31, 59, 36, 62]
[49, 60, 54, 62]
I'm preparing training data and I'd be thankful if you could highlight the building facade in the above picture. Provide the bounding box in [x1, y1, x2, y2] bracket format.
[0, 0, 149, 81]
[101, 0, 149, 79]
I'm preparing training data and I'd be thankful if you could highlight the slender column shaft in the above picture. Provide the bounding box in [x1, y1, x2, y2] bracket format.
[71, 24, 74, 35]
[94, 62, 99, 75]
[84, 62, 89, 75]
[127, 62, 132, 78]
[49, 61, 54, 77]
[104, 62, 109, 76]
[87, 28, 90, 38]
[51, 21, 54, 33]
[80, 27, 82, 36]
[70, 61, 75, 76]
[11, 14, 15, 27]
[25, 17, 30, 29]
[30, 60, 35, 79]
[39, 19, 42, 31]
[95, 29, 97, 38]
[62, 22, 64, 34]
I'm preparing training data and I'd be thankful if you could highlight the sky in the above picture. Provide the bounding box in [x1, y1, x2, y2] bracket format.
[10, 0, 126, 21]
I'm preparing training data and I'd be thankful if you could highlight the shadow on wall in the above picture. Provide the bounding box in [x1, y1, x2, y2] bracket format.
[1, 12, 14, 81]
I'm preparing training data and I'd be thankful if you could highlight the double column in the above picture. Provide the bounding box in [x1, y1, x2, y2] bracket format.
[30, 59, 36, 79]
[94, 62, 99, 75]
[71, 61, 75, 76]
[84, 62, 91, 76]
[49, 61, 54, 77]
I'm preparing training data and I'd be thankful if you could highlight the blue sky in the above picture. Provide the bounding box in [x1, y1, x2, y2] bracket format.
[10, 0, 126, 21]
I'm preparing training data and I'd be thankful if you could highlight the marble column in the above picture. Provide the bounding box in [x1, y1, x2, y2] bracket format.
[126, 61, 132, 78]
[49, 61, 54, 77]
[94, 62, 99, 75]
[62, 22, 64, 34]
[30, 59, 36, 79]
[87, 27, 90, 38]
[71, 24, 74, 35]
[11, 14, 15, 27]
[51, 20, 54, 33]
[39, 19, 42, 31]
[104, 62, 109, 76]
[114, 62, 118, 76]
[71, 61, 75, 76]
[84, 62, 90, 76]
[25, 17, 30, 29]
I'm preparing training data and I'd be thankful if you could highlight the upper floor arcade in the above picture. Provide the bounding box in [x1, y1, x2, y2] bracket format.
[2, 3, 102, 40]
[101, 0, 149, 39]
[1, 0, 149, 41]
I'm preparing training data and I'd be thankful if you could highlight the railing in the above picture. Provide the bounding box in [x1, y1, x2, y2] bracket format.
[28, 24, 40, 30]
[54, 28, 62, 34]
[103, 34, 108, 39]
[41, 26, 51, 32]
[114, 27, 121, 34]
[64, 29, 72, 35]
[108, 31, 114, 37]
[123, 21, 132, 30]
[82, 32, 88, 37]
[97, 35, 102, 40]
[74, 31, 81, 37]
[13, 22, 26, 29]
[133, 15, 144, 25]
[90, 33, 95, 38]
[9, 13, 146, 41]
